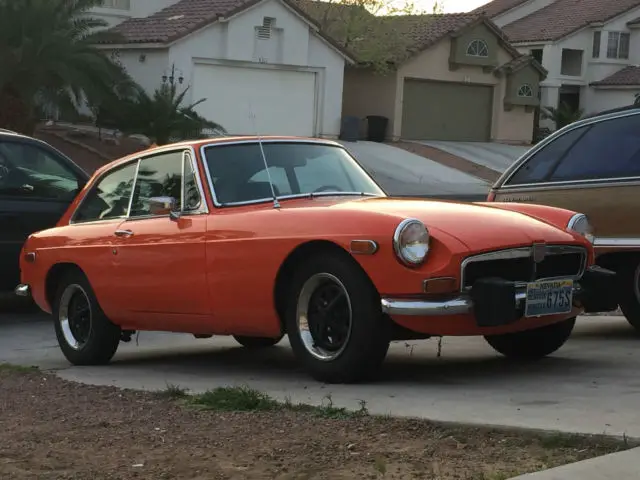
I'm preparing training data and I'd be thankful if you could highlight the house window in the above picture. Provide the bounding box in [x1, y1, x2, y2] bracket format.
[592, 31, 601, 58]
[607, 32, 630, 59]
[531, 49, 543, 64]
[255, 17, 276, 40]
[466, 39, 489, 58]
[518, 84, 534, 98]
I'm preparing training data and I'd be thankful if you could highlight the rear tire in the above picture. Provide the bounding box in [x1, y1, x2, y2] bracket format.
[285, 251, 390, 384]
[484, 317, 576, 360]
[615, 259, 640, 332]
[52, 270, 121, 365]
[233, 334, 284, 348]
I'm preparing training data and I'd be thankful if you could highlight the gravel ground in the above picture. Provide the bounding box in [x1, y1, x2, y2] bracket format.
[0, 365, 634, 480]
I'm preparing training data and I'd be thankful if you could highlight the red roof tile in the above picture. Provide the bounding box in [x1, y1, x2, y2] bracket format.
[502, 0, 640, 43]
[101, 0, 249, 44]
[471, 0, 529, 18]
[590, 66, 640, 86]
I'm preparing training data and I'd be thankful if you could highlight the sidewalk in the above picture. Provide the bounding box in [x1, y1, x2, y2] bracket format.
[511, 446, 640, 479]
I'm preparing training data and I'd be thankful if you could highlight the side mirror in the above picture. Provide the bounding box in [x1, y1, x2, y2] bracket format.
[149, 196, 180, 220]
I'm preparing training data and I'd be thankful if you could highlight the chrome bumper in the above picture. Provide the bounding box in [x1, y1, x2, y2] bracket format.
[14, 284, 30, 297]
[381, 291, 528, 316]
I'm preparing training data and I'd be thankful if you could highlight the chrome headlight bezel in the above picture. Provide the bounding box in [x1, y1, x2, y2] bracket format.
[567, 213, 594, 243]
[393, 218, 430, 267]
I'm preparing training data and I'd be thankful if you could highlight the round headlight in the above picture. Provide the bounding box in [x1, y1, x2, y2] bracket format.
[567, 213, 594, 243]
[393, 218, 430, 266]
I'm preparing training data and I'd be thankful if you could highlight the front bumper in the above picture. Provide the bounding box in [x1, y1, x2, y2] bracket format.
[14, 284, 31, 298]
[381, 265, 618, 327]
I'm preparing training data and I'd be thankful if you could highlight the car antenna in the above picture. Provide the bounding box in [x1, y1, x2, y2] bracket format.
[248, 102, 280, 209]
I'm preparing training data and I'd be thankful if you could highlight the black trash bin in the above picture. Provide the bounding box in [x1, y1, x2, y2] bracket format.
[366, 115, 389, 142]
[339, 115, 361, 141]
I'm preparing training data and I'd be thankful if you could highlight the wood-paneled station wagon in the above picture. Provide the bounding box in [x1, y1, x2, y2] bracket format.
[15, 137, 618, 383]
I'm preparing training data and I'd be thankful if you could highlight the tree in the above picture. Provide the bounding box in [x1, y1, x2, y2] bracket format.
[432, 0, 445, 13]
[541, 102, 584, 130]
[0, 0, 134, 135]
[107, 77, 227, 146]
[295, 0, 426, 73]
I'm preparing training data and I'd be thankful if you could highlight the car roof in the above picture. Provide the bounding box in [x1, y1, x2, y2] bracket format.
[582, 104, 640, 119]
[95, 135, 343, 175]
[0, 130, 91, 179]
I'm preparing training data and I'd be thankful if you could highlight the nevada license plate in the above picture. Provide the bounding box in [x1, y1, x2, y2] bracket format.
[524, 279, 574, 317]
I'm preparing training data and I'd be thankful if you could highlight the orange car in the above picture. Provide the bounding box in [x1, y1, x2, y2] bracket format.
[15, 137, 618, 383]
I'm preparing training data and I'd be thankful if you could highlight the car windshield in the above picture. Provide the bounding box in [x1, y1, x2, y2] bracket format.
[202, 141, 386, 205]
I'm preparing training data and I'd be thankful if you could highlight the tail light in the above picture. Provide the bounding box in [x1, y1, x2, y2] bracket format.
[486, 191, 496, 202]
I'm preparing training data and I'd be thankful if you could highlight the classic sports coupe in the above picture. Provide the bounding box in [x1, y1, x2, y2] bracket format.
[16, 137, 617, 383]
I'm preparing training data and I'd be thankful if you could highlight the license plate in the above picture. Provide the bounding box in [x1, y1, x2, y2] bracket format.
[524, 279, 574, 317]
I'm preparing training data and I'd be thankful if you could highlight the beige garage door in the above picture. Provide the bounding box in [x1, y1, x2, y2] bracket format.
[401, 79, 493, 141]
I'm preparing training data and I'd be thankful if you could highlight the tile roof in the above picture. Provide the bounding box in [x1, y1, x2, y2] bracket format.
[471, 0, 530, 18]
[100, 0, 251, 44]
[97, 0, 356, 61]
[590, 66, 640, 86]
[502, 0, 640, 43]
[494, 53, 547, 76]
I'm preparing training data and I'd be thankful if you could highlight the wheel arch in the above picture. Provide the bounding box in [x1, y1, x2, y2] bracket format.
[273, 240, 377, 330]
[45, 262, 87, 310]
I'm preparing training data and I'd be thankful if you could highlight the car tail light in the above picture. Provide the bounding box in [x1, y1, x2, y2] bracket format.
[486, 191, 496, 202]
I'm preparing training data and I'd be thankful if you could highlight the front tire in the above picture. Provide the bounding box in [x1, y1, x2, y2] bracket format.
[285, 251, 391, 384]
[233, 334, 284, 348]
[615, 259, 640, 332]
[484, 317, 576, 360]
[52, 270, 121, 365]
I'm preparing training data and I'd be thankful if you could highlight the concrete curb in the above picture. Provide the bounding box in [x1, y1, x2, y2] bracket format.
[510, 446, 640, 479]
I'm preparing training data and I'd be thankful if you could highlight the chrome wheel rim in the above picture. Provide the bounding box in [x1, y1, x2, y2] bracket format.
[296, 273, 353, 362]
[59, 284, 92, 350]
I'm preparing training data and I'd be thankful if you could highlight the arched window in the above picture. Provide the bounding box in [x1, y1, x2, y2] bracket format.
[466, 39, 489, 57]
[518, 84, 534, 97]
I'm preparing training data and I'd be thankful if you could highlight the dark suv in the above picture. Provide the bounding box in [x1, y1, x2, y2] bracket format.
[488, 105, 640, 331]
[0, 131, 89, 293]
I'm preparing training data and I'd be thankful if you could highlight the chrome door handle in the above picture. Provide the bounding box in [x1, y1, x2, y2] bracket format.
[114, 229, 134, 238]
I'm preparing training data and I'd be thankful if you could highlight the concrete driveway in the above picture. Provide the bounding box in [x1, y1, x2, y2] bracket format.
[3, 310, 639, 438]
[418, 141, 531, 174]
[340, 140, 490, 199]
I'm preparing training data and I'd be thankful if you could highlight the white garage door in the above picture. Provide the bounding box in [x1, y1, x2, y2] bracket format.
[192, 64, 317, 137]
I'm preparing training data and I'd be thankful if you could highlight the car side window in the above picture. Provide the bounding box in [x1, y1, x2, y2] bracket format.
[183, 154, 203, 211]
[506, 126, 588, 185]
[73, 162, 138, 223]
[549, 114, 640, 181]
[0, 141, 80, 200]
[130, 151, 183, 217]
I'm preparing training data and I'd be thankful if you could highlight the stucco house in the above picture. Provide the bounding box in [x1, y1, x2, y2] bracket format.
[337, 13, 546, 143]
[474, 0, 640, 122]
[93, 0, 354, 138]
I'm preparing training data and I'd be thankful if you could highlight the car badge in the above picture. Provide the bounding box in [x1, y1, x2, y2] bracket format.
[532, 242, 547, 263]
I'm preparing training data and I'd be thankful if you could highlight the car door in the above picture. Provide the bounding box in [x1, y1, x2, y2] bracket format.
[110, 149, 210, 330]
[491, 112, 640, 246]
[0, 138, 87, 291]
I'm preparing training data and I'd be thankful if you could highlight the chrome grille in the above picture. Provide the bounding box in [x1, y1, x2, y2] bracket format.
[460, 244, 587, 291]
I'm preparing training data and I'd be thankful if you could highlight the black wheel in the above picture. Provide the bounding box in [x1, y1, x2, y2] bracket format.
[233, 334, 284, 348]
[484, 317, 576, 360]
[615, 259, 640, 332]
[52, 270, 121, 365]
[285, 251, 391, 384]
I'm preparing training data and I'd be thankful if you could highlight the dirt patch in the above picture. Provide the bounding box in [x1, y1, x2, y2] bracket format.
[390, 141, 501, 183]
[0, 367, 633, 480]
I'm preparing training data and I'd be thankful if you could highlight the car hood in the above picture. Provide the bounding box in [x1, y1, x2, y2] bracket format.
[330, 197, 578, 250]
